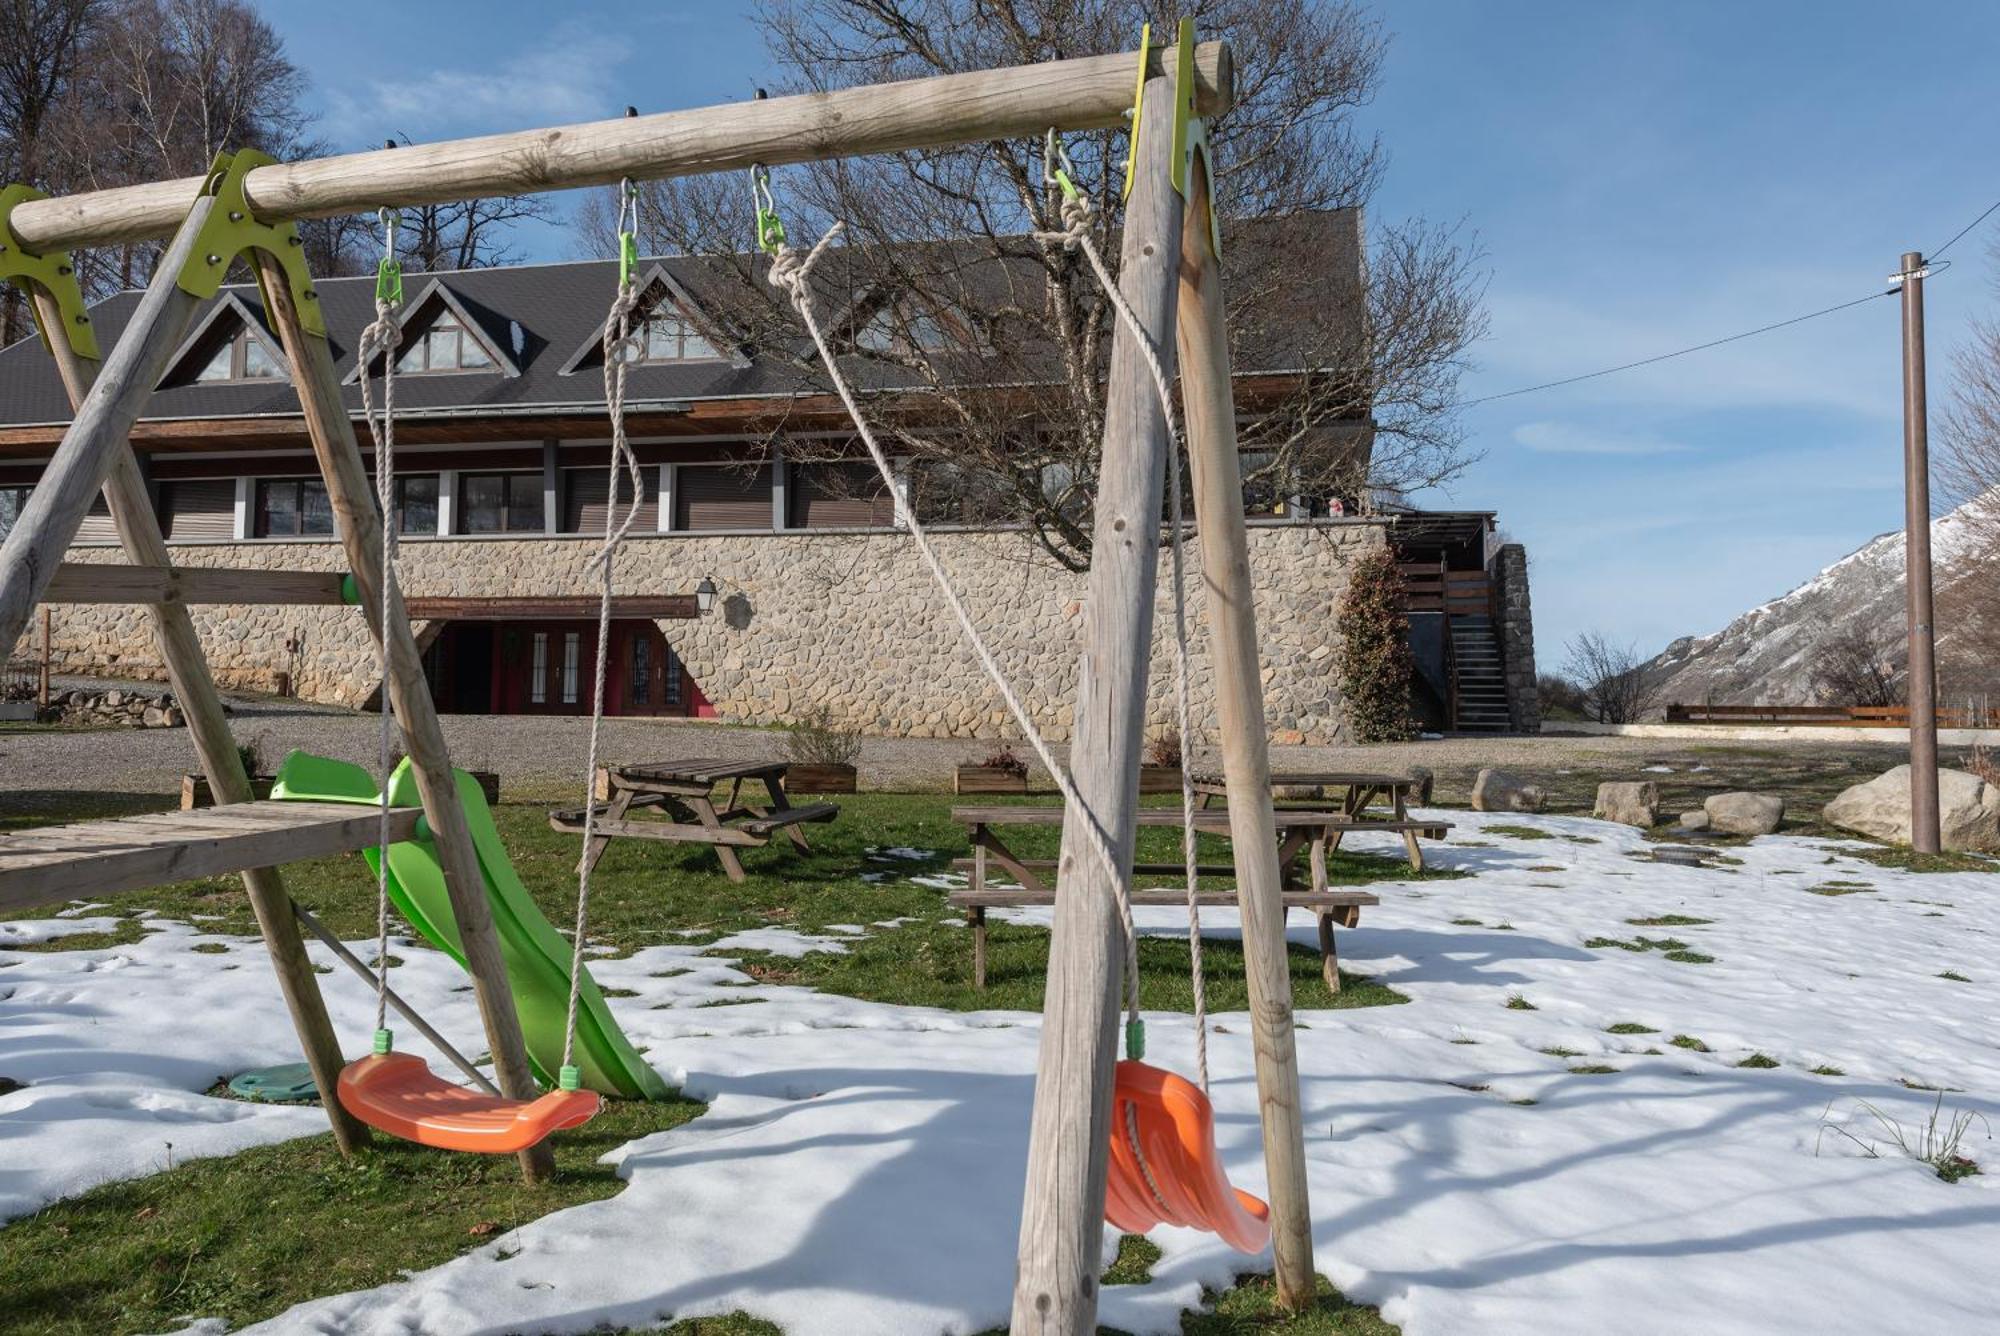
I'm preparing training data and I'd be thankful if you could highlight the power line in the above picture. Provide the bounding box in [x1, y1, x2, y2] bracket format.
[1461, 289, 1893, 407]
[1460, 193, 2000, 410]
[1931, 196, 2000, 262]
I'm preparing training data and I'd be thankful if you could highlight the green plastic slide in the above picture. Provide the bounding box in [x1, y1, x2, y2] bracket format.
[271, 751, 670, 1102]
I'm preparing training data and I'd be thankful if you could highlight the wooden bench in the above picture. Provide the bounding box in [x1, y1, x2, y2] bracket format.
[950, 803, 1451, 873]
[946, 881, 1378, 992]
[549, 759, 838, 883]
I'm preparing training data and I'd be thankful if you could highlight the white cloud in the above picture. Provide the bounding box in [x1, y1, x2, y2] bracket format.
[321, 29, 635, 143]
[1512, 420, 1696, 456]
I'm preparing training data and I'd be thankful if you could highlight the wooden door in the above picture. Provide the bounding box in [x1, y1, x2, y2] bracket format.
[501, 621, 594, 715]
[608, 620, 676, 716]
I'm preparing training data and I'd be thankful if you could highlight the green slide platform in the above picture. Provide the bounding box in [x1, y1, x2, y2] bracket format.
[272, 751, 670, 1102]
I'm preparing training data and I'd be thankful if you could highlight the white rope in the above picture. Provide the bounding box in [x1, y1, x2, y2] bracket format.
[355, 292, 402, 1038]
[561, 275, 649, 1077]
[1034, 183, 1210, 1088]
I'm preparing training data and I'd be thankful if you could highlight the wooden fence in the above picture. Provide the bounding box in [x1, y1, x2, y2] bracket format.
[1666, 703, 2000, 729]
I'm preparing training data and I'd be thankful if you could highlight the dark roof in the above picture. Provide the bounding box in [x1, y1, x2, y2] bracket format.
[0, 209, 1363, 430]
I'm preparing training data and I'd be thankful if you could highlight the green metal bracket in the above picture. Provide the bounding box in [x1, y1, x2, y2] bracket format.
[1169, 19, 1223, 257]
[1121, 22, 1152, 203]
[177, 149, 327, 338]
[0, 184, 100, 361]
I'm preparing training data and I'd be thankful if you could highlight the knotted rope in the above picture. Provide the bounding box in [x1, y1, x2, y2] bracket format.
[560, 273, 649, 1082]
[355, 288, 402, 1038]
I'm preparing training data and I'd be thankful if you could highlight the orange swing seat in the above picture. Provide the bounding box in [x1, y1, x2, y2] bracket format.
[338, 1053, 602, 1154]
[1105, 1060, 1272, 1254]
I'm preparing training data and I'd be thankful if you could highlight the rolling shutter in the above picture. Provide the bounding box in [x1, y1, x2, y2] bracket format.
[158, 479, 236, 542]
[563, 466, 657, 534]
[674, 464, 772, 531]
[73, 494, 119, 545]
[788, 461, 895, 529]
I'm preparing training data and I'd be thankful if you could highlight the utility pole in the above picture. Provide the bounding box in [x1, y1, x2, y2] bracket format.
[1899, 250, 1942, 854]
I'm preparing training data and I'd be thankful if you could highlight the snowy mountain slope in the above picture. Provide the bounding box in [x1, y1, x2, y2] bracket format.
[1640, 492, 2000, 706]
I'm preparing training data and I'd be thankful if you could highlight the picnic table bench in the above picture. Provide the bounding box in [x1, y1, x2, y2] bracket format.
[549, 758, 838, 884]
[948, 798, 1450, 992]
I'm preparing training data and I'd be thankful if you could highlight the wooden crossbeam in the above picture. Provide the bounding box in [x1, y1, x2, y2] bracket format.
[44, 562, 347, 606]
[5, 45, 1232, 254]
[0, 801, 420, 912]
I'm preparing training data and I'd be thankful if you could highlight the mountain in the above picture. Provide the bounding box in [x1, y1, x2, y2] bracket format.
[1639, 493, 2000, 707]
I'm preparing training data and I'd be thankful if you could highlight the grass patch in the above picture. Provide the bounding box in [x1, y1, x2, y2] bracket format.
[1504, 994, 1536, 1011]
[1839, 845, 1997, 874]
[1605, 1022, 1657, 1035]
[0, 1096, 704, 1335]
[1735, 1053, 1780, 1069]
[1586, 935, 1706, 962]
[1, 918, 151, 953]
[1538, 1046, 1583, 1059]
[1807, 882, 1877, 897]
[1939, 971, 1972, 983]
[1568, 1064, 1619, 1075]
[1180, 1272, 1400, 1334]
[1103, 1233, 1163, 1286]
[1480, 824, 1553, 840]
[1625, 914, 1712, 927]
[1670, 1034, 1711, 1052]
[1663, 949, 1715, 964]
[1812, 1065, 1846, 1076]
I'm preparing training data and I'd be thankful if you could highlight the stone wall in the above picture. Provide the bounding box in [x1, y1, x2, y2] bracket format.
[46, 520, 1385, 744]
[1491, 542, 1541, 733]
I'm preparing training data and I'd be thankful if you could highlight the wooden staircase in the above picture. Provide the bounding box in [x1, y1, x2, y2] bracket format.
[1448, 614, 1512, 732]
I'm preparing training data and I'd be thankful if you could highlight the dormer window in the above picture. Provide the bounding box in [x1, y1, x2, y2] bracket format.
[852, 298, 953, 357]
[625, 305, 722, 363]
[194, 330, 285, 383]
[396, 312, 495, 374]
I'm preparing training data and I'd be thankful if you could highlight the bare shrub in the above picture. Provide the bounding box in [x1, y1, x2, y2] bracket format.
[783, 704, 862, 768]
[1562, 632, 1660, 725]
[1806, 627, 1904, 707]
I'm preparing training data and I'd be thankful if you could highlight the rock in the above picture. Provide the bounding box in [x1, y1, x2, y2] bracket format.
[1705, 791, 1785, 836]
[163, 707, 184, 727]
[141, 706, 168, 727]
[1473, 768, 1544, 812]
[1406, 765, 1435, 806]
[1594, 780, 1658, 828]
[1678, 809, 1711, 831]
[1823, 765, 2000, 852]
[102, 690, 124, 707]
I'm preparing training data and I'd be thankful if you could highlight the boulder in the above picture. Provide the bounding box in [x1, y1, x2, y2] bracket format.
[1406, 765, 1435, 806]
[1594, 780, 1659, 828]
[1472, 768, 1544, 812]
[141, 706, 168, 728]
[1679, 809, 1711, 831]
[1823, 765, 2000, 852]
[1705, 791, 1784, 836]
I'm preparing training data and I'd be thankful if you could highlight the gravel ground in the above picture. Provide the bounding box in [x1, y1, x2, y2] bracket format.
[0, 678, 1942, 813]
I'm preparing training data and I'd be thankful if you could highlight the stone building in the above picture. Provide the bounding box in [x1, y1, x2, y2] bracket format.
[0, 215, 1537, 741]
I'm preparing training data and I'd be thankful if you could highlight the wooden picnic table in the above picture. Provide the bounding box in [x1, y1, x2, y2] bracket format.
[549, 758, 839, 884]
[948, 799, 1451, 991]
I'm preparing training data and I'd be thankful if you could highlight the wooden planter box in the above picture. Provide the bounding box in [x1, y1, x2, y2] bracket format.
[183, 769, 500, 810]
[786, 762, 858, 794]
[956, 764, 1030, 794]
[1137, 765, 1183, 795]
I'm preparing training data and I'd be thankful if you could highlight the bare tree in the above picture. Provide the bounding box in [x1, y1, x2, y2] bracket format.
[1935, 228, 2000, 694]
[1563, 631, 1660, 725]
[0, 0, 105, 344]
[374, 136, 552, 273]
[576, 0, 1486, 569]
[1805, 626, 1903, 707]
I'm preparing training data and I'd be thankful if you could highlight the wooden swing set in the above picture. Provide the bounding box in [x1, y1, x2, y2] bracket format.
[0, 28, 1321, 1330]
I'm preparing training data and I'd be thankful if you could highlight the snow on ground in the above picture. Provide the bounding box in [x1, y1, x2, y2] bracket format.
[4, 814, 2000, 1334]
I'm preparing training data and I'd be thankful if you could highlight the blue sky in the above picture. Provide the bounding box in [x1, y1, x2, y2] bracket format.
[275, 1, 1999, 663]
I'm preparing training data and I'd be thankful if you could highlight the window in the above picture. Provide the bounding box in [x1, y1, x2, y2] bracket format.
[561, 632, 580, 705]
[673, 464, 773, 531]
[530, 632, 548, 705]
[631, 635, 651, 702]
[393, 475, 440, 536]
[459, 472, 542, 534]
[562, 466, 655, 533]
[193, 330, 285, 383]
[789, 461, 894, 529]
[157, 479, 234, 542]
[0, 485, 29, 542]
[623, 304, 721, 363]
[255, 478, 334, 537]
[395, 311, 496, 375]
[853, 298, 952, 357]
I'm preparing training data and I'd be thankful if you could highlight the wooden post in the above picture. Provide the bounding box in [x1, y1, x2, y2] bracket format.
[1010, 76, 1182, 1335]
[0, 195, 212, 661]
[1174, 151, 1317, 1311]
[1899, 250, 1942, 854]
[24, 284, 372, 1155]
[37, 606, 49, 706]
[252, 249, 555, 1183]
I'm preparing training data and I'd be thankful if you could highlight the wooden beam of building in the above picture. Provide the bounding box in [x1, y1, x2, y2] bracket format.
[402, 595, 697, 621]
[0, 801, 422, 913]
[8, 44, 1232, 254]
[44, 562, 348, 605]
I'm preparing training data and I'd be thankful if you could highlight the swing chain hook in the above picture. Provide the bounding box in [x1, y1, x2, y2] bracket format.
[616, 177, 641, 289]
[750, 162, 786, 255]
[374, 207, 403, 311]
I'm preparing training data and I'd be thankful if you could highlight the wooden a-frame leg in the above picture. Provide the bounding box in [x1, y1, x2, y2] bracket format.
[688, 793, 748, 883]
[22, 280, 369, 1155]
[254, 251, 553, 1183]
[1316, 910, 1340, 993]
[580, 785, 635, 878]
[1403, 829, 1425, 874]
[972, 906, 988, 989]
